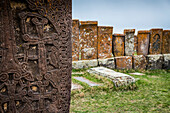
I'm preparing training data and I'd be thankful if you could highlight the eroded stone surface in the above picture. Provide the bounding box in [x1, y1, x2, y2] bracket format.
[133, 55, 147, 70]
[112, 34, 125, 57]
[98, 58, 115, 69]
[124, 29, 135, 56]
[73, 77, 101, 87]
[98, 26, 113, 59]
[137, 30, 150, 55]
[72, 59, 98, 69]
[72, 19, 80, 61]
[79, 21, 98, 60]
[88, 67, 136, 87]
[163, 54, 170, 69]
[162, 30, 170, 54]
[147, 54, 163, 69]
[149, 29, 163, 54]
[115, 56, 133, 69]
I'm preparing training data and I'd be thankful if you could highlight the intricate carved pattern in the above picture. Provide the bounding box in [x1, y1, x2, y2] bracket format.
[149, 29, 163, 55]
[0, 0, 72, 113]
[98, 26, 113, 59]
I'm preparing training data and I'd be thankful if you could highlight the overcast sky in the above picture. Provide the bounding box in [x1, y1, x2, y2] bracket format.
[72, 0, 170, 34]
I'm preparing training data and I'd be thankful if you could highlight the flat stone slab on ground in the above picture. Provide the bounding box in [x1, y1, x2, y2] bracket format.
[88, 67, 136, 87]
[72, 72, 84, 75]
[73, 77, 101, 87]
[71, 83, 83, 90]
[129, 73, 145, 75]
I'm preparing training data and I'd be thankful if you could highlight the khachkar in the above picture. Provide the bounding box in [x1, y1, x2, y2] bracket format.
[0, 0, 72, 113]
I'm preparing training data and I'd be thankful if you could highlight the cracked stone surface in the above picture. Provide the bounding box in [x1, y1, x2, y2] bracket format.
[163, 54, 170, 69]
[88, 67, 136, 87]
[147, 54, 163, 70]
[72, 59, 98, 69]
[98, 58, 115, 69]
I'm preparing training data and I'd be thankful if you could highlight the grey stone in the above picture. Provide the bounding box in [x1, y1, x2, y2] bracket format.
[72, 59, 98, 69]
[124, 30, 135, 56]
[147, 54, 163, 70]
[73, 77, 101, 87]
[71, 83, 83, 90]
[88, 67, 136, 87]
[98, 58, 115, 69]
[163, 54, 170, 69]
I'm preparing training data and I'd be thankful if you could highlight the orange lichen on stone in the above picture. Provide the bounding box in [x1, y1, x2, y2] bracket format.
[79, 21, 98, 60]
[137, 30, 150, 55]
[72, 19, 80, 61]
[112, 34, 125, 57]
[134, 35, 138, 54]
[98, 26, 113, 59]
[115, 56, 132, 69]
[124, 29, 135, 34]
[149, 28, 163, 54]
[162, 30, 170, 54]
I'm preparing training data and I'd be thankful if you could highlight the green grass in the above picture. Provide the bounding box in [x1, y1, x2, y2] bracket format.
[70, 69, 170, 113]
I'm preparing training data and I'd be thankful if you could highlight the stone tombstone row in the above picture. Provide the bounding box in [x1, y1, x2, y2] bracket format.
[72, 20, 113, 60]
[0, 0, 72, 113]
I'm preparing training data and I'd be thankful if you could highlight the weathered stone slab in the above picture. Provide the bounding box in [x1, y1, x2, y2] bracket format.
[147, 54, 163, 70]
[79, 21, 98, 60]
[124, 29, 135, 56]
[88, 67, 136, 87]
[162, 30, 170, 54]
[98, 26, 113, 59]
[98, 58, 115, 69]
[149, 29, 163, 54]
[72, 19, 80, 61]
[133, 55, 147, 70]
[73, 77, 101, 87]
[115, 56, 133, 69]
[72, 59, 98, 69]
[129, 73, 145, 76]
[134, 35, 138, 54]
[71, 83, 83, 90]
[112, 34, 125, 57]
[137, 30, 150, 55]
[163, 54, 170, 69]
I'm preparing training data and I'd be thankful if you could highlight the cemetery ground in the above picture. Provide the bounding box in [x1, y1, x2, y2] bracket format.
[70, 68, 170, 113]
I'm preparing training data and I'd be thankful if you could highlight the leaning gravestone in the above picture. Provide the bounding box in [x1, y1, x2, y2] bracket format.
[0, 0, 72, 112]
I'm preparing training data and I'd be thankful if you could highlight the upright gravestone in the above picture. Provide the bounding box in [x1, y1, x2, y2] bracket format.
[162, 30, 170, 54]
[112, 34, 125, 57]
[124, 29, 135, 56]
[79, 21, 98, 60]
[149, 29, 163, 54]
[137, 30, 150, 55]
[72, 19, 80, 61]
[98, 26, 113, 59]
[0, 0, 72, 112]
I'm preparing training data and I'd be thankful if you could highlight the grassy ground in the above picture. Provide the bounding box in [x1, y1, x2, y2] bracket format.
[70, 69, 170, 113]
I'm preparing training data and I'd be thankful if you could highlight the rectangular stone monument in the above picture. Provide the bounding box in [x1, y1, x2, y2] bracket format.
[137, 30, 150, 55]
[112, 34, 125, 57]
[149, 29, 163, 54]
[115, 56, 133, 69]
[72, 19, 80, 61]
[0, 0, 72, 112]
[133, 55, 147, 70]
[147, 54, 163, 70]
[124, 29, 135, 56]
[98, 26, 113, 59]
[79, 21, 98, 60]
[162, 30, 170, 54]
[98, 58, 115, 69]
